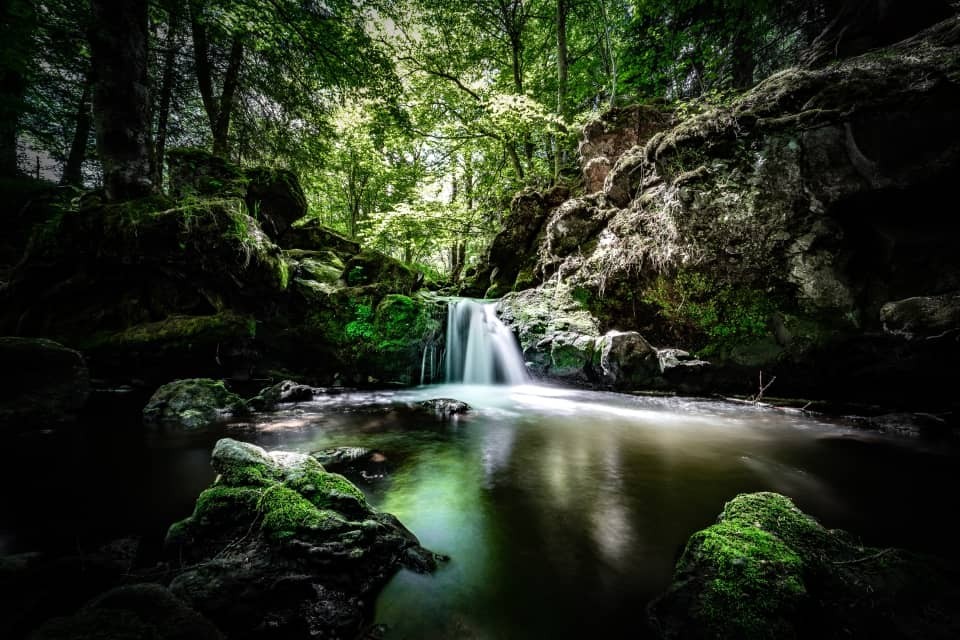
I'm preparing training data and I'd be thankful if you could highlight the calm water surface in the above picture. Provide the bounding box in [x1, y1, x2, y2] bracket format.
[3, 383, 958, 638]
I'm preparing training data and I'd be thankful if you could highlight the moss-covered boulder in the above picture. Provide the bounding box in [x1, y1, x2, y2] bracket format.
[278, 218, 361, 259]
[650, 492, 960, 639]
[0, 337, 90, 430]
[142, 378, 246, 430]
[341, 248, 420, 292]
[166, 148, 248, 200]
[165, 438, 439, 639]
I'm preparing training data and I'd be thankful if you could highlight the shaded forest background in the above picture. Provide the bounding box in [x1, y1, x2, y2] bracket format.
[2, 0, 948, 279]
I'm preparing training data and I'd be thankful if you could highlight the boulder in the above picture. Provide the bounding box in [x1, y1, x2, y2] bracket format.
[595, 331, 661, 389]
[880, 292, 960, 339]
[244, 167, 307, 241]
[278, 218, 360, 259]
[142, 378, 246, 430]
[650, 492, 960, 639]
[166, 438, 440, 639]
[0, 337, 90, 430]
[416, 398, 470, 417]
[248, 379, 314, 411]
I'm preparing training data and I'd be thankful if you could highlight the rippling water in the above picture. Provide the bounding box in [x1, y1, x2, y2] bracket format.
[3, 384, 958, 638]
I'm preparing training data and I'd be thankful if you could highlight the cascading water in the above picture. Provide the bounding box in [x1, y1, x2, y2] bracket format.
[444, 299, 528, 384]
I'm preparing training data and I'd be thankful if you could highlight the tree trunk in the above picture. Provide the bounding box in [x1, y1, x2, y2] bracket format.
[154, 2, 181, 186]
[61, 69, 94, 186]
[730, 19, 754, 89]
[89, 0, 154, 200]
[0, 0, 35, 177]
[212, 35, 243, 157]
[190, 3, 243, 158]
[555, 0, 569, 180]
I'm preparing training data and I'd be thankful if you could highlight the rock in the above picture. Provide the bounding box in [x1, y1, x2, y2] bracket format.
[142, 378, 246, 430]
[166, 148, 247, 200]
[480, 16, 960, 407]
[496, 283, 600, 355]
[649, 492, 960, 639]
[166, 438, 439, 639]
[533, 331, 598, 382]
[278, 218, 360, 259]
[244, 167, 307, 241]
[578, 104, 673, 193]
[248, 379, 314, 411]
[880, 292, 960, 339]
[0, 337, 90, 430]
[416, 398, 470, 417]
[341, 248, 421, 292]
[596, 331, 660, 389]
[470, 185, 570, 297]
[311, 447, 389, 481]
[30, 583, 223, 640]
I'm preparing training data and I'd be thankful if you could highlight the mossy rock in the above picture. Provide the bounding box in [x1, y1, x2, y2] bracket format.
[166, 148, 248, 200]
[278, 218, 360, 259]
[142, 378, 246, 430]
[341, 249, 420, 292]
[650, 492, 960, 639]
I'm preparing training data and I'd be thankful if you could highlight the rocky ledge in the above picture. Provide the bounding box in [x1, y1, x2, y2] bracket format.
[165, 438, 441, 638]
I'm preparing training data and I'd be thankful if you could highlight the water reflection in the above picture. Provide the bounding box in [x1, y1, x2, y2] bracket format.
[8, 383, 940, 640]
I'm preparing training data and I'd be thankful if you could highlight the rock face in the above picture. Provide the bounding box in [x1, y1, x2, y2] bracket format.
[496, 283, 709, 389]
[466, 185, 569, 297]
[483, 17, 960, 408]
[142, 378, 246, 430]
[649, 492, 960, 639]
[578, 104, 672, 193]
[0, 337, 90, 430]
[166, 438, 439, 639]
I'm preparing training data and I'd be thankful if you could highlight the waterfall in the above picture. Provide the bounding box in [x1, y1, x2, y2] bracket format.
[444, 299, 528, 384]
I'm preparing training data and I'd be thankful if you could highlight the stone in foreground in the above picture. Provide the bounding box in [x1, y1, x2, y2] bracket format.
[649, 492, 960, 639]
[166, 438, 440, 639]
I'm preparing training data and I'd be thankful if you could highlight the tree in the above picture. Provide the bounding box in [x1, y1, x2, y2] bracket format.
[88, 0, 154, 199]
[0, 0, 36, 176]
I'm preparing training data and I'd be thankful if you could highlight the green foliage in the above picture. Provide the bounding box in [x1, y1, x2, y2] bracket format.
[345, 302, 375, 340]
[642, 270, 776, 354]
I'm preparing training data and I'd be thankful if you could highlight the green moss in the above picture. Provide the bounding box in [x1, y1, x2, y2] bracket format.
[345, 301, 375, 340]
[259, 485, 330, 542]
[690, 521, 807, 639]
[77, 312, 256, 352]
[285, 468, 367, 511]
[641, 270, 778, 356]
[191, 485, 264, 528]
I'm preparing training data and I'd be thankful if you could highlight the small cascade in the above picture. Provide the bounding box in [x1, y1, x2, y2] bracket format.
[444, 299, 528, 384]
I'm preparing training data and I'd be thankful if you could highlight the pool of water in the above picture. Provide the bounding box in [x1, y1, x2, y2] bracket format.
[3, 383, 958, 638]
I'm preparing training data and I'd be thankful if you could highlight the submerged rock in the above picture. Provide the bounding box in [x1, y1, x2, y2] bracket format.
[0, 337, 90, 430]
[416, 398, 471, 417]
[248, 379, 314, 411]
[142, 378, 246, 430]
[166, 438, 440, 639]
[650, 492, 960, 639]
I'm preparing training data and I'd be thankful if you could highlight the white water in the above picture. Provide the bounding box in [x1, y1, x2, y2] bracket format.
[444, 299, 528, 384]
